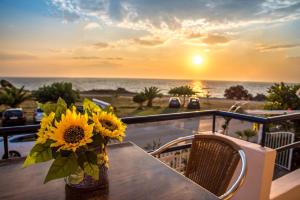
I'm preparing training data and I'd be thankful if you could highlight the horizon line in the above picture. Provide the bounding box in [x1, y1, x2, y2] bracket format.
[0, 76, 298, 84]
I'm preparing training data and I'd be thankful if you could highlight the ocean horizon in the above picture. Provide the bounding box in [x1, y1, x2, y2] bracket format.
[0, 77, 296, 98]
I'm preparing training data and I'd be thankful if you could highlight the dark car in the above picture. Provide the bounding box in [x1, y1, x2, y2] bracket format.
[187, 97, 200, 109]
[168, 97, 181, 108]
[2, 108, 26, 127]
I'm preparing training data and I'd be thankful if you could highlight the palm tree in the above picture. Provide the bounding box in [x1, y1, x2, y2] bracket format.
[235, 129, 257, 141]
[243, 129, 257, 141]
[143, 87, 162, 107]
[0, 86, 31, 108]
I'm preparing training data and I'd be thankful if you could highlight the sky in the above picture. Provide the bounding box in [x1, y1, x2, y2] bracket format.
[1, 0, 300, 82]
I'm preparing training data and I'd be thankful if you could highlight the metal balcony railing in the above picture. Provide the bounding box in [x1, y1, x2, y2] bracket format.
[1, 110, 300, 159]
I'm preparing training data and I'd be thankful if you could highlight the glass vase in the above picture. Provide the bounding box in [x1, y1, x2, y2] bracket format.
[65, 163, 108, 191]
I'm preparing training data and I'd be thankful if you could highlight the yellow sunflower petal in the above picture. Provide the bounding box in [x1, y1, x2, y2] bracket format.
[50, 108, 94, 151]
[92, 112, 126, 140]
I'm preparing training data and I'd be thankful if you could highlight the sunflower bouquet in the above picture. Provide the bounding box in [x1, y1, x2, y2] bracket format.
[23, 98, 126, 186]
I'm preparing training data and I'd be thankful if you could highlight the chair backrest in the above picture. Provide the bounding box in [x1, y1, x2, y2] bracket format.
[185, 134, 241, 196]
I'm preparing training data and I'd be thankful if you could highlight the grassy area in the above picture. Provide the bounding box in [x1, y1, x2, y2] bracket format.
[80, 94, 264, 117]
[0, 94, 265, 123]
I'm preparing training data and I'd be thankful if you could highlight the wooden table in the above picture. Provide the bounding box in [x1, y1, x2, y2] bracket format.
[0, 142, 219, 200]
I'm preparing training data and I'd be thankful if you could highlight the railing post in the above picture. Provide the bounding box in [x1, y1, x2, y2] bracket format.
[212, 114, 216, 133]
[260, 123, 267, 147]
[3, 136, 9, 159]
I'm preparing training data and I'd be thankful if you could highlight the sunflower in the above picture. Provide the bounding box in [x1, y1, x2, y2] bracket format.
[50, 108, 94, 152]
[36, 112, 55, 144]
[92, 112, 126, 141]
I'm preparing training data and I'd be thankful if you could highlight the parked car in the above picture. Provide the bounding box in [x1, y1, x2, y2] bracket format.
[92, 98, 111, 109]
[33, 108, 43, 123]
[168, 97, 181, 108]
[187, 97, 200, 109]
[2, 108, 26, 127]
[0, 133, 36, 159]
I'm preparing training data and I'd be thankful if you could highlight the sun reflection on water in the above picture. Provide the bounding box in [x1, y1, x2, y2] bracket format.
[191, 80, 208, 97]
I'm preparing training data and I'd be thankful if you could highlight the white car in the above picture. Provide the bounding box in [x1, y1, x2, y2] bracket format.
[33, 108, 43, 123]
[0, 133, 36, 159]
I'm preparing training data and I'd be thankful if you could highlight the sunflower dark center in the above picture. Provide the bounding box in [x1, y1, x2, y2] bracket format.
[64, 126, 85, 144]
[100, 120, 117, 131]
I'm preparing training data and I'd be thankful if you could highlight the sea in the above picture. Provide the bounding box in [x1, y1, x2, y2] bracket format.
[0, 77, 283, 98]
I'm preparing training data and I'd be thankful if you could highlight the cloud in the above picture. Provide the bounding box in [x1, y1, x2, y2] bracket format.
[257, 43, 300, 51]
[72, 56, 101, 60]
[0, 52, 37, 60]
[134, 36, 166, 46]
[202, 34, 230, 45]
[93, 42, 109, 49]
[286, 56, 300, 61]
[50, 0, 300, 36]
[187, 32, 203, 39]
[84, 22, 101, 30]
[72, 56, 124, 60]
[105, 57, 123, 60]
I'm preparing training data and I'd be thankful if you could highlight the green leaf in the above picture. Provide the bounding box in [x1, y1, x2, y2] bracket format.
[39, 98, 67, 120]
[78, 151, 99, 180]
[40, 102, 57, 115]
[22, 141, 53, 168]
[67, 167, 84, 184]
[83, 162, 99, 180]
[44, 153, 78, 183]
[90, 134, 106, 147]
[54, 98, 67, 120]
[83, 98, 101, 115]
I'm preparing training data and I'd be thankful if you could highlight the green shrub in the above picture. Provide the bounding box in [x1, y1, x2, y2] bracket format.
[264, 82, 300, 110]
[224, 85, 252, 100]
[133, 93, 147, 109]
[32, 82, 79, 106]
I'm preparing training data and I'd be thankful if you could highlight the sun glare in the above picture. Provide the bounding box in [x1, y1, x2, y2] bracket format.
[193, 55, 203, 65]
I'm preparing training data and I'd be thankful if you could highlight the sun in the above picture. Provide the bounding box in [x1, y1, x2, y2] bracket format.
[193, 55, 203, 65]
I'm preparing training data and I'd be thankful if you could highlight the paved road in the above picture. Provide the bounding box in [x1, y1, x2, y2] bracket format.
[124, 116, 255, 150]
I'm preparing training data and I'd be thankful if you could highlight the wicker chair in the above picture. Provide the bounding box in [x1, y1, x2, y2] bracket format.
[151, 134, 247, 200]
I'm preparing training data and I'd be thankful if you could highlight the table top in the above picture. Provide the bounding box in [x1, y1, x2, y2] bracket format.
[0, 142, 219, 200]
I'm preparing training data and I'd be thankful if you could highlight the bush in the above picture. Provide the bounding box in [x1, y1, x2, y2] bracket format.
[264, 82, 300, 139]
[133, 93, 147, 109]
[224, 85, 252, 100]
[264, 82, 300, 110]
[32, 82, 79, 106]
[253, 93, 267, 101]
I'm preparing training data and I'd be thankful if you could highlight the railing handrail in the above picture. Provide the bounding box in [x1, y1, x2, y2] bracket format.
[267, 113, 300, 123]
[276, 141, 300, 153]
[0, 109, 284, 136]
[1, 109, 300, 159]
[215, 110, 267, 123]
[121, 110, 216, 124]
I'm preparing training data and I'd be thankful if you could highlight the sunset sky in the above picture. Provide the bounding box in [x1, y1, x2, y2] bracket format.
[1, 0, 300, 82]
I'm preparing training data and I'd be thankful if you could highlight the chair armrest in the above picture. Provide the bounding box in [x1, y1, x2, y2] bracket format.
[150, 135, 194, 156]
